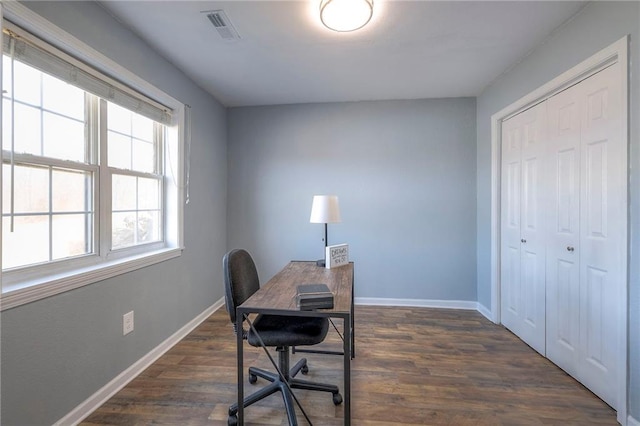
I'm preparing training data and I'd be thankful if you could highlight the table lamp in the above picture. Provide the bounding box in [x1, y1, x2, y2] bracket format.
[310, 195, 341, 267]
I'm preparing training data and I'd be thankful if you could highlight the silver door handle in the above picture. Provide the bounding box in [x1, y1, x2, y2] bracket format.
[567, 246, 575, 252]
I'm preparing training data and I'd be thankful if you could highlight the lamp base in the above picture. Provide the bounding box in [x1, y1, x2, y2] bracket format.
[316, 259, 326, 267]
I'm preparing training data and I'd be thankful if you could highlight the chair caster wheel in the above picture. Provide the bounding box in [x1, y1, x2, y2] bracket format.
[332, 392, 343, 405]
[301, 364, 309, 375]
[228, 414, 238, 426]
[248, 373, 258, 384]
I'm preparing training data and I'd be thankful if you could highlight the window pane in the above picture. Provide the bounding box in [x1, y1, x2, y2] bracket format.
[2, 98, 12, 151]
[2, 215, 49, 269]
[3, 59, 89, 162]
[108, 131, 131, 170]
[2, 55, 12, 98]
[138, 210, 160, 243]
[138, 177, 160, 210]
[42, 74, 85, 120]
[107, 102, 131, 135]
[132, 113, 153, 141]
[112, 174, 137, 211]
[3, 164, 49, 214]
[112, 212, 135, 249]
[107, 102, 158, 173]
[52, 169, 92, 213]
[14, 103, 42, 156]
[13, 60, 42, 106]
[132, 139, 155, 173]
[43, 113, 86, 162]
[52, 213, 91, 260]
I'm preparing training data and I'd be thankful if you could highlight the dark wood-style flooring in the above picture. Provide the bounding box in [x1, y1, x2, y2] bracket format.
[82, 306, 617, 425]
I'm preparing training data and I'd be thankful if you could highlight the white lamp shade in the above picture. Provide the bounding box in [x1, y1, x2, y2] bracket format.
[310, 195, 341, 223]
[320, 0, 374, 32]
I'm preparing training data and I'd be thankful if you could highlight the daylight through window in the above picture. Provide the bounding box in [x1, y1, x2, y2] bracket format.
[1, 20, 180, 295]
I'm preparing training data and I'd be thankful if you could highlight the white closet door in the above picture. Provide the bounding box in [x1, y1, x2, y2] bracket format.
[547, 63, 622, 408]
[546, 80, 581, 378]
[500, 103, 546, 354]
[577, 63, 622, 408]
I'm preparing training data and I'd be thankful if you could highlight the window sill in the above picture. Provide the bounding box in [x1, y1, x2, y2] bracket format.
[0, 247, 183, 311]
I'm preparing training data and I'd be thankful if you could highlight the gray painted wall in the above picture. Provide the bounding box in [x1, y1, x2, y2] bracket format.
[0, 2, 227, 425]
[227, 99, 477, 301]
[475, 1, 639, 419]
[3, 1, 636, 424]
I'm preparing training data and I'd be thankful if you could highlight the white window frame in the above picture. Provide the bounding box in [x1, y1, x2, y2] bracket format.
[0, 3, 185, 311]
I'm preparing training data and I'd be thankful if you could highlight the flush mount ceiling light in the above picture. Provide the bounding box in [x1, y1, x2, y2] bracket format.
[320, 0, 374, 32]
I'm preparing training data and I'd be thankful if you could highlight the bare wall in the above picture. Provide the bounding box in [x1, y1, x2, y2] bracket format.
[227, 99, 477, 302]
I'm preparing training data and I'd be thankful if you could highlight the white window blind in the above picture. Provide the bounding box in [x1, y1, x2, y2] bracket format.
[2, 21, 172, 125]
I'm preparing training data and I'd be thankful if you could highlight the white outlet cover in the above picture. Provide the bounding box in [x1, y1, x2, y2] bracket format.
[123, 311, 134, 335]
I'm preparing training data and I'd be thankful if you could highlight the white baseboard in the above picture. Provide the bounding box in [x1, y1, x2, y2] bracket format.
[476, 303, 494, 322]
[55, 297, 226, 426]
[355, 298, 496, 323]
[355, 297, 478, 311]
[628, 414, 640, 426]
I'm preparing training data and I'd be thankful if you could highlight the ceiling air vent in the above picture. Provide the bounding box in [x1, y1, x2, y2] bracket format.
[204, 10, 241, 41]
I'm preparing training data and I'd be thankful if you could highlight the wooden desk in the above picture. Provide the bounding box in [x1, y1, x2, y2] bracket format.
[236, 261, 354, 425]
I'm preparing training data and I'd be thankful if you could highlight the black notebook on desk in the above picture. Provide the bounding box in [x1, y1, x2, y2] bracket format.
[296, 283, 334, 310]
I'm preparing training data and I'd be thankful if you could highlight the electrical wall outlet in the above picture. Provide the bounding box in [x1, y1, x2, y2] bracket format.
[123, 311, 134, 335]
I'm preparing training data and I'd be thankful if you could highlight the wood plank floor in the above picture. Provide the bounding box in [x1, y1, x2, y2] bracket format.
[82, 306, 617, 425]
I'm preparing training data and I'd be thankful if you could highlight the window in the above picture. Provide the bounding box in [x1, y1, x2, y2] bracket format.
[108, 102, 163, 250]
[2, 57, 96, 269]
[1, 14, 184, 309]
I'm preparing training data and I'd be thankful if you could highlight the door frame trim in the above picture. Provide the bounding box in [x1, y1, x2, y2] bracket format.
[489, 36, 629, 423]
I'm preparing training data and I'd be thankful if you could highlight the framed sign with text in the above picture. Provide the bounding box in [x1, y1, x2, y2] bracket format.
[325, 244, 349, 269]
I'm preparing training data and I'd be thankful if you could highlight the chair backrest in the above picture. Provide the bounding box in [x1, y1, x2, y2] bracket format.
[223, 249, 261, 328]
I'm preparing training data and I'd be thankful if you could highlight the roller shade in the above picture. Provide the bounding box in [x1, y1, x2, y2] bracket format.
[2, 24, 172, 125]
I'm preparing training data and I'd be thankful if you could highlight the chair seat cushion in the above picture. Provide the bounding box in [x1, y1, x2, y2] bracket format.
[248, 314, 329, 347]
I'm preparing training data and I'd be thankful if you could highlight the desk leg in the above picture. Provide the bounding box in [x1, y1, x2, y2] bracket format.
[351, 265, 355, 359]
[351, 294, 355, 359]
[344, 314, 351, 425]
[237, 312, 244, 425]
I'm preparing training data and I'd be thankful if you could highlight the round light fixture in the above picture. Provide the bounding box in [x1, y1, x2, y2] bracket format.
[320, 0, 374, 32]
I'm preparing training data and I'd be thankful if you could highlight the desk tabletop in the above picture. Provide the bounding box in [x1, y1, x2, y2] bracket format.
[239, 261, 353, 315]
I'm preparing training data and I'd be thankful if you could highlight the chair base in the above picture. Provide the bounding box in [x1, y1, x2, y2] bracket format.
[228, 352, 341, 426]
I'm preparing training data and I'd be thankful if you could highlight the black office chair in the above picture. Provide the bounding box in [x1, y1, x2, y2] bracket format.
[224, 249, 342, 426]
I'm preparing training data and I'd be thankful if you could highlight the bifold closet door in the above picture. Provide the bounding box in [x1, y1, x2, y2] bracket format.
[500, 103, 546, 355]
[546, 63, 622, 408]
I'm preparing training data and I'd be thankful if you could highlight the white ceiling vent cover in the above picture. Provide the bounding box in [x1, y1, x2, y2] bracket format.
[204, 10, 241, 41]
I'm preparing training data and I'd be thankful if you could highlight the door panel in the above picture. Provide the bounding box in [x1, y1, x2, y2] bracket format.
[555, 259, 575, 348]
[522, 249, 538, 326]
[500, 103, 546, 354]
[501, 123, 522, 333]
[522, 158, 538, 231]
[577, 64, 621, 408]
[546, 63, 621, 408]
[552, 257, 579, 376]
[585, 266, 606, 370]
[503, 245, 519, 315]
[546, 81, 581, 373]
[506, 161, 521, 229]
[585, 140, 607, 238]
[556, 148, 577, 233]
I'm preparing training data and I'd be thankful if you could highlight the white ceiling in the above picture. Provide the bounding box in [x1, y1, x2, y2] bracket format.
[99, 1, 587, 107]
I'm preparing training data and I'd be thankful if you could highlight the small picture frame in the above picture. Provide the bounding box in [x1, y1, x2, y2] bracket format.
[325, 244, 349, 269]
